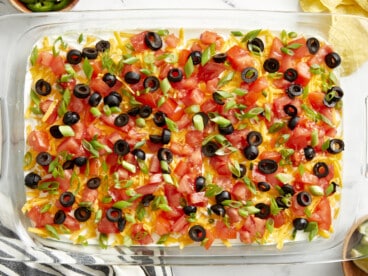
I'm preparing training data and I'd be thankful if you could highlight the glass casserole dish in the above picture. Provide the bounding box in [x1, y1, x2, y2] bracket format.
[0, 9, 367, 265]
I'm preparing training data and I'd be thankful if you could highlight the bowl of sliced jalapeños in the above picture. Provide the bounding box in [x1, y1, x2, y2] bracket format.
[10, 0, 79, 13]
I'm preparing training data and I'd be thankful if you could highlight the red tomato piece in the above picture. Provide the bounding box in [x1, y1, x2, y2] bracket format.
[178, 174, 195, 194]
[37, 51, 53, 67]
[310, 197, 332, 231]
[227, 45, 254, 71]
[27, 206, 54, 228]
[209, 156, 231, 176]
[295, 62, 311, 87]
[171, 215, 189, 234]
[130, 31, 148, 52]
[81, 187, 98, 203]
[214, 220, 237, 240]
[197, 62, 225, 82]
[269, 37, 283, 61]
[165, 33, 180, 48]
[231, 182, 250, 201]
[50, 55, 66, 76]
[64, 215, 80, 231]
[27, 130, 50, 152]
[200, 30, 219, 45]
[98, 217, 119, 234]
[188, 191, 208, 207]
[154, 214, 171, 236]
[57, 137, 85, 156]
[135, 183, 160, 195]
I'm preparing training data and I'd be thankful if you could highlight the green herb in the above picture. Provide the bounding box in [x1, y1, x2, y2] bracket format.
[185, 104, 200, 114]
[134, 140, 146, 150]
[217, 71, 234, 87]
[184, 56, 194, 78]
[281, 46, 294, 56]
[157, 29, 169, 36]
[193, 113, 205, 131]
[309, 185, 324, 196]
[83, 58, 93, 80]
[40, 204, 51, 213]
[221, 200, 243, 208]
[30, 46, 38, 66]
[160, 77, 171, 95]
[311, 129, 319, 147]
[244, 107, 264, 119]
[164, 117, 178, 132]
[276, 173, 293, 184]
[113, 200, 133, 209]
[99, 233, 108, 249]
[136, 203, 146, 221]
[233, 88, 248, 96]
[242, 29, 262, 42]
[266, 218, 275, 233]
[90, 107, 102, 117]
[231, 31, 244, 37]
[78, 33, 84, 44]
[243, 176, 257, 194]
[123, 56, 139, 65]
[270, 198, 283, 215]
[122, 160, 136, 173]
[45, 225, 59, 240]
[201, 43, 215, 66]
[57, 89, 71, 117]
[205, 184, 222, 197]
[138, 159, 149, 174]
[208, 112, 231, 127]
[305, 221, 319, 241]
[239, 205, 260, 217]
[48, 157, 64, 178]
[268, 121, 285, 133]
[101, 196, 113, 204]
[157, 234, 170, 244]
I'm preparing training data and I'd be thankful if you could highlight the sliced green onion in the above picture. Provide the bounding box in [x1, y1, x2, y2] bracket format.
[232, 88, 248, 96]
[30, 46, 38, 66]
[305, 221, 318, 241]
[242, 176, 257, 195]
[217, 71, 234, 87]
[311, 129, 319, 147]
[122, 160, 136, 173]
[239, 206, 260, 217]
[83, 58, 93, 80]
[136, 203, 146, 221]
[268, 121, 285, 133]
[205, 184, 222, 197]
[138, 159, 149, 174]
[208, 112, 231, 127]
[157, 234, 170, 244]
[160, 77, 171, 95]
[134, 140, 146, 150]
[184, 56, 194, 78]
[244, 107, 264, 118]
[231, 31, 244, 37]
[163, 174, 174, 185]
[45, 225, 60, 240]
[309, 185, 324, 196]
[99, 233, 108, 249]
[276, 173, 293, 184]
[136, 118, 146, 128]
[270, 198, 283, 215]
[23, 151, 33, 168]
[165, 117, 178, 132]
[41, 203, 51, 213]
[140, 68, 152, 75]
[185, 104, 200, 114]
[157, 29, 169, 36]
[90, 107, 102, 117]
[266, 218, 275, 233]
[123, 56, 139, 64]
[241, 29, 262, 42]
[102, 196, 113, 204]
[158, 203, 172, 212]
[281, 47, 294, 56]
[287, 43, 302, 49]
[221, 200, 243, 208]
[103, 105, 111, 116]
[157, 96, 166, 107]
[201, 43, 215, 66]
[38, 181, 59, 191]
[78, 33, 84, 43]
[193, 113, 204, 131]
[113, 200, 133, 209]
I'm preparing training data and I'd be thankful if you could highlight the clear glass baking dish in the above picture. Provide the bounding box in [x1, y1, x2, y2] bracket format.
[0, 9, 368, 265]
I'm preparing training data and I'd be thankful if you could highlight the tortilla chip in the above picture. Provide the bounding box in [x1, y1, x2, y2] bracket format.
[300, 0, 329, 12]
[321, 0, 343, 10]
[329, 15, 368, 75]
[354, 0, 368, 12]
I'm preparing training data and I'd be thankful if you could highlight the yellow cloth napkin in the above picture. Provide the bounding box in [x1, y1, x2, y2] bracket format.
[300, 0, 368, 76]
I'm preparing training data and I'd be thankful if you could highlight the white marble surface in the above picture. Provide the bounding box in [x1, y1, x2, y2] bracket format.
[0, 0, 354, 275]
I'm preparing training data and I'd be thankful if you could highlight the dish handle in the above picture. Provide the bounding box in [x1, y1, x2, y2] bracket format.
[365, 96, 368, 177]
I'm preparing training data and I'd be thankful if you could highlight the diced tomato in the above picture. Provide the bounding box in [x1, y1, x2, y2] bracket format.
[175, 113, 192, 130]
[131, 223, 154, 245]
[55, 170, 71, 191]
[214, 220, 237, 240]
[188, 191, 208, 206]
[109, 186, 129, 201]
[197, 62, 225, 82]
[308, 45, 332, 66]
[227, 45, 254, 71]
[50, 55, 66, 76]
[158, 98, 184, 121]
[27, 206, 54, 227]
[98, 217, 119, 234]
[165, 33, 180, 48]
[178, 49, 191, 66]
[286, 126, 310, 150]
[227, 207, 241, 224]
[209, 155, 231, 176]
[239, 216, 266, 243]
[200, 30, 219, 44]
[40, 100, 58, 124]
[310, 197, 332, 231]
[181, 88, 205, 106]
[149, 155, 161, 173]
[178, 174, 195, 194]
[259, 151, 282, 162]
[63, 215, 80, 231]
[135, 183, 160, 195]
[27, 130, 49, 152]
[37, 51, 53, 67]
[295, 62, 311, 87]
[241, 77, 268, 106]
[81, 187, 98, 202]
[171, 215, 189, 234]
[89, 78, 111, 97]
[272, 212, 286, 228]
[164, 184, 182, 209]
[170, 142, 193, 156]
[57, 137, 85, 156]
[68, 95, 86, 114]
[130, 31, 148, 52]
[289, 37, 309, 60]
[269, 37, 283, 61]
[174, 160, 190, 177]
[231, 182, 250, 201]
[154, 214, 171, 236]
[185, 130, 203, 148]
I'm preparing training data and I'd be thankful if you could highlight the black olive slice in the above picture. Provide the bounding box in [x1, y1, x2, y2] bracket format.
[143, 76, 160, 92]
[87, 177, 101, 189]
[74, 207, 91, 222]
[241, 67, 258, 83]
[293, 218, 309, 230]
[59, 191, 75, 207]
[243, 145, 259, 160]
[35, 79, 52, 96]
[324, 86, 344, 107]
[195, 176, 206, 192]
[283, 104, 298, 117]
[276, 196, 291, 209]
[212, 53, 227, 63]
[232, 163, 246, 179]
[296, 191, 312, 207]
[281, 184, 295, 195]
[306, 37, 320, 54]
[36, 152, 52, 166]
[144, 31, 163, 51]
[287, 116, 300, 130]
[127, 106, 140, 116]
[63, 111, 80, 125]
[54, 210, 66, 224]
[63, 160, 74, 170]
[210, 204, 226, 217]
[114, 113, 130, 127]
[24, 172, 41, 189]
[73, 83, 91, 99]
[258, 159, 278, 174]
[257, 182, 271, 192]
[218, 124, 234, 135]
[263, 58, 280, 73]
[313, 162, 329, 178]
[304, 146, 316, 161]
[246, 131, 263, 146]
[161, 129, 171, 145]
[95, 40, 110, 52]
[124, 71, 141, 84]
[183, 205, 197, 216]
[255, 203, 270, 219]
[202, 141, 219, 157]
[167, 68, 183, 82]
[66, 49, 82, 65]
[113, 139, 130, 156]
[88, 92, 102, 107]
[117, 217, 127, 232]
[188, 225, 206, 242]
[50, 125, 63, 139]
[189, 51, 202, 65]
[82, 47, 98, 59]
[157, 148, 173, 163]
[139, 105, 152, 118]
[153, 111, 167, 127]
[192, 112, 209, 128]
[247, 37, 264, 53]
[286, 84, 303, 98]
[325, 52, 341, 69]
[327, 139, 344, 154]
[103, 73, 117, 88]
[104, 91, 122, 107]
[212, 92, 225, 105]
[74, 156, 87, 167]
[215, 191, 231, 204]
[149, 134, 163, 144]
[283, 68, 298, 82]
[141, 194, 155, 207]
[106, 207, 122, 222]
[132, 149, 146, 161]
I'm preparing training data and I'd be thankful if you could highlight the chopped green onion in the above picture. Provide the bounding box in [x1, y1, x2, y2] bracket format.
[305, 221, 318, 241]
[270, 198, 283, 215]
[134, 140, 146, 150]
[163, 174, 174, 185]
[138, 159, 149, 174]
[157, 96, 166, 107]
[232, 88, 248, 96]
[201, 43, 215, 66]
[205, 184, 222, 197]
[268, 121, 285, 133]
[30, 46, 38, 66]
[40, 203, 51, 213]
[193, 113, 204, 131]
[165, 117, 178, 132]
[99, 233, 108, 249]
[309, 185, 324, 196]
[231, 31, 244, 37]
[122, 160, 136, 173]
[266, 218, 275, 233]
[281, 47, 294, 56]
[241, 29, 262, 42]
[24, 151, 33, 167]
[287, 43, 302, 50]
[276, 173, 293, 184]
[244, 107, 264, 118]
[45, 225, 60, 240]
[159, 203, 172, 212]
[90, 107, 102, 117]
[160, 77, 171, 95]
[102, 196, 113, 204]
[157, 234, 170, 244]
[78, 33, 84, 43]
[123, 56, 139, 64]
[242, 176, 257, 194]
[113, 200, 133, 209]
[208, 112, 231, 127]
[157, 29, 169, 36]
[136, 203, 146, 221]
[239, 206, 260, 217]
[221, 200, 243, 208]
[184, 56, 194, 78]
[185, 104, 200, 114]
[311, 129, 319, 147]
[217, 71, 234, 87]
[82, 58, 93, 80]
[136, 118, 146, 128]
